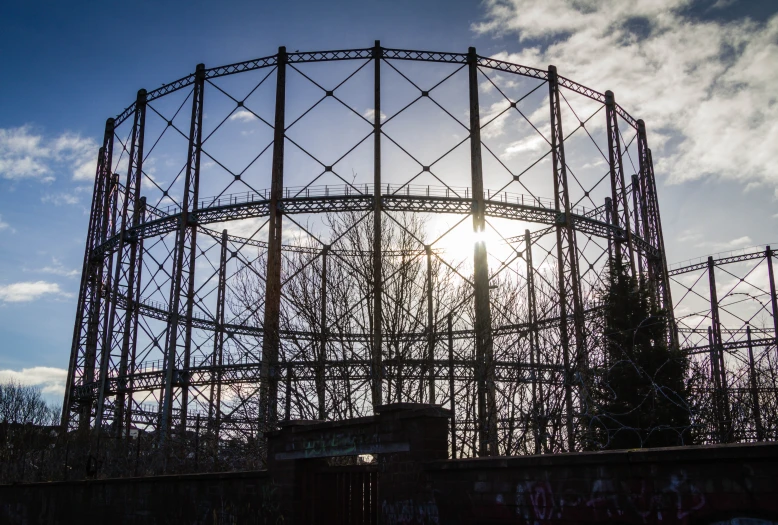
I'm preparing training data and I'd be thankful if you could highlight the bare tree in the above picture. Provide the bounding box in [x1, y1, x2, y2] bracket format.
[0, 380, 59, 425]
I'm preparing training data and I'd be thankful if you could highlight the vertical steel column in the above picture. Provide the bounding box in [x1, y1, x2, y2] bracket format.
[99, 89, 147, 435]
[94, 174, 119, 430]
[426, 245, 435, 404]
[548, 65, 585, 452]
[631, 174, 644, 281]
[68, 159, 104, 429]
[447, 313, 456, 458]
[372, 40, 384, 409]
[746, 325, 764, 441]
[767, 246, 778, 352]
[94, 101, 146, 431]
[525, 229, 542, 454]
[636, 120, 656, 287]
[124, 197, 146, 438]
[708, 326, 723, 442]
[646, 148, 677, 347]
[524, 230, 543, 454]
[469, 47, 496, 456]
[260, 48, 287, 436]
[284, 365, 292, 422]
[708, 257, 731, 442]
[605, 91, 636, 277]
[63, 118, 115, 430]
[317, 245, 329, 420]
[208, 230, 228, 436]
[160, 64, 205, 445]
[605, 198, 614, 276]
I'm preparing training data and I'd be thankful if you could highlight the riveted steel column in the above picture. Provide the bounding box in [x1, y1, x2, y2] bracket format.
[708, 326, 723, 442]
[317, 245, 329, 420]
[708, 257, 731, 442]
[208, 229, 228, 437]
[631, 174, 645, 281]
[98, 106, 144, 432]
[636, 121, 655, 288]
[260, 48, 287, 439]
[179, 79, 206, 434]
[160, 63, 205, 447]
[102, 89, 147, 436]
[548, 65, 584, 452]
[284, 365, 292, 422]
[746, 325, 764, 441]
[426, 245, 435, 404]
[124, 197, 146, 438]
[469, 47, 496, 456]
[525, 229, 542, 454]
[94, 174, 119, 430]
[605, 91, 636, 277]
[447, 313, 456, 458]
[63, 117, 115, 430]
[605, 198, 614, 276]
[767, 246, 778, 352]
[646, 147, 677, 348]
[372, 40, 384, 409]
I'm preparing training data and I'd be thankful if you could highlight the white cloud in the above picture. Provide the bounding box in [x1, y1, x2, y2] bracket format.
[695, 235, 753, 251]
[229, 109, 257, 122]
[0, 126, 50, 179]
[41, 192, 80, 206]
[0, 214, 12, 233]
[676, 228, 703, 243]
[501, 133, 547, 159]
[0, 281, 73, 303]
[474, 2, 778, 188]
[25, 258, 79, 278]
[362, 108, 387, 122]
[0, 367, 68, 395]
[0, 126, 97, 182]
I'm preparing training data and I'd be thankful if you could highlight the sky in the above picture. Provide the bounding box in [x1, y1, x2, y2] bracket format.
[1, 0, 777, 404]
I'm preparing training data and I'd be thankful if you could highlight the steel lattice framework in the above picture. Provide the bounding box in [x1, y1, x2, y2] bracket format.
[669, 245, 778, 443]
[62, 44, 774, 458]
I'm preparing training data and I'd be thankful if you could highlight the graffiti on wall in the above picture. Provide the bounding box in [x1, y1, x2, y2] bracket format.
[382, 498, 440, 525]
[275, 431, 410, 460]
[446, 465, 770, 525]
[509, 470, 709, 523]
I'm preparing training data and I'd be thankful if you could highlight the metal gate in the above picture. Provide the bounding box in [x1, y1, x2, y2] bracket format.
[302, 465, 378, 524]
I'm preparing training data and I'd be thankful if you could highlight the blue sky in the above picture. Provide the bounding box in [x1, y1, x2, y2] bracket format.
[1, 0, 777, 402]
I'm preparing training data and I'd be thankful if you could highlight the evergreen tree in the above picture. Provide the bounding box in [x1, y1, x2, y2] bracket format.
[592, 257, 691, 449]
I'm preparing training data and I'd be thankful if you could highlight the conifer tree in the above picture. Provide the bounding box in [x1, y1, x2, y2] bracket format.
[592, 257, 691, 449]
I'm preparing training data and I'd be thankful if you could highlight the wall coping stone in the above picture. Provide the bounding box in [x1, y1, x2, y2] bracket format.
[426, 441, 778, 471]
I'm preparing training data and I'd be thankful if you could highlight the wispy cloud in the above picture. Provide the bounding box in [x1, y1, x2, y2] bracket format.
[229, 110, 257, 122]
[0, 214, 12, 233]
[694, 235, 753, 251]
[501, 134, 547, 160]
[41, 192, 80, 206]
[0, 367, 68, 395]
[25, 258, 79, 278]
[474, 1, 778, 189]
[0, 126, 97, 182]
[0, 281, 73, 303]
[362, 108, 387, 122]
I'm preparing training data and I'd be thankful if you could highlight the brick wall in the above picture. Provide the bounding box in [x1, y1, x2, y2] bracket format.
[2, 405, 777, 525]
[386, 442, 778, 525]
[0, 470, 276, 525]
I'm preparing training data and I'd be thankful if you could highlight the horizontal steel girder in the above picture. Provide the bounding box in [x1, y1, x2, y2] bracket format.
[92, 189, 659, 259]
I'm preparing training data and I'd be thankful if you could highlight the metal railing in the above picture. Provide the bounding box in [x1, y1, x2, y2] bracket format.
[157, 183, 602, 218]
